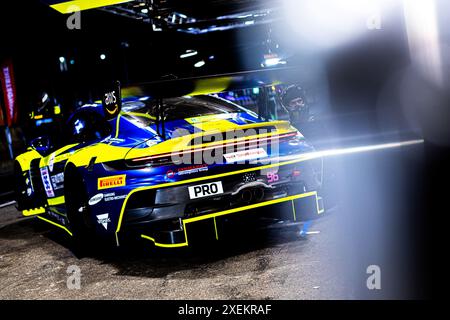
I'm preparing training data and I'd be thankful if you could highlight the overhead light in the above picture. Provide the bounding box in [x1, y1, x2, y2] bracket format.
[59, 57, 67, 72]
[141, 8, 148, 14]
[180, 50, 198, 58]
[100, 54, 106, 60]
[152, 24, 162, 31]
[194, 60, 205, 68]
[281, 0, 394, 50]
[209, 55, 215, 60]
[244, 20, 255, 25]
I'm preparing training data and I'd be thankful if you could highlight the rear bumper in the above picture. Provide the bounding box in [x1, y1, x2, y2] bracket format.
[128, 190, 324, 248]
[115, 156, 324, 247]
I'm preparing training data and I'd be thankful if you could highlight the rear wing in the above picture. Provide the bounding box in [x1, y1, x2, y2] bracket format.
[104, 67, 305, 139]
[122, 67, 305, 99]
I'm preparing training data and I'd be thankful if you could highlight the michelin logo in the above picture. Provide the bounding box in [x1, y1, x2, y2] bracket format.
[96, 214, 111, 230]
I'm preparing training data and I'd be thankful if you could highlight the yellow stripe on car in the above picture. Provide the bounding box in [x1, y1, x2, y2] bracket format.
[15, 149, 41, 171]
[185, 192, 317, 224]
[37, 216, 73, 236]
[140, 235, 188, 248]
[47, 196, 65, 206]
[66, 143, 130, 167]
[50, 0, 134, 14]
[114, 114, 122, 138]
[23, 207, 46, 216]
[187, 119, 239, 132]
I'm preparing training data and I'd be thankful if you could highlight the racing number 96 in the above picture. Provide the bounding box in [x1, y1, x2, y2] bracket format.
[267, 172, 279, 183]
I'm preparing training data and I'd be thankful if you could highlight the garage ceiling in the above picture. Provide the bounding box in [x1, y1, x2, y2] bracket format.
[45, 0, 283, 33]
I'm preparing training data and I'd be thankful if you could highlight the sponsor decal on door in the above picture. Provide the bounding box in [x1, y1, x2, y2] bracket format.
[40, 167, 55, 198]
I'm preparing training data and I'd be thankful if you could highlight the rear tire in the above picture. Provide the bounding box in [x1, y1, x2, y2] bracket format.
[14, 161, 30, 210]
[64, 166, 95, 256]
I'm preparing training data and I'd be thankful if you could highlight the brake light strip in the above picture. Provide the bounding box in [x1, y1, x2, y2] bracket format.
[131, 132, 298, 162]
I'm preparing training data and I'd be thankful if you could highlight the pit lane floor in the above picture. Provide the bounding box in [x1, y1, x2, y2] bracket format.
[0, 203, 351, 299]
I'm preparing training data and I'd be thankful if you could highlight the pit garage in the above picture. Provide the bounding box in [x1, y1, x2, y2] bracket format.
[1, 0, 448, 301]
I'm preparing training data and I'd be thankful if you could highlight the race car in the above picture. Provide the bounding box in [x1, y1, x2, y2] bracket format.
[14, 77, 324, 248]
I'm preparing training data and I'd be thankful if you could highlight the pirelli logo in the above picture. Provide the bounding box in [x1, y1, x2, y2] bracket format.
[98, 175, 126, 190]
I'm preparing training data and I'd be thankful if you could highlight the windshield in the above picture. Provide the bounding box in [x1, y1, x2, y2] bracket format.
[121, 95, 251, 126]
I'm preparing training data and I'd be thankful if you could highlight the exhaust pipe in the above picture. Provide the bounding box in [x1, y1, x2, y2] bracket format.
[253, 188, 265, 202]
[241, 189, 253, 202]
[240, 188, 265, 203]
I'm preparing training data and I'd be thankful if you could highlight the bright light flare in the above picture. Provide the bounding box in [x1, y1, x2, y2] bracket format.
[281, 0, 392, 50]
[403, 0, 443, 87]
[280, 139, 424, 163]
[264, 57, 281, 66]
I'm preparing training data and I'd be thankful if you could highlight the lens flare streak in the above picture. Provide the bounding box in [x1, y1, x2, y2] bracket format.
[280, 139, 424, 162]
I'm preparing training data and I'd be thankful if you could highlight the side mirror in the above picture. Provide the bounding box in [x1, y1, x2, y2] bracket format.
[30, 136, 53, 156]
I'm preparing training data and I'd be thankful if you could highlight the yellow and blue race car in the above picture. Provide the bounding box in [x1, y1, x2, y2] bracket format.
[14, 75, 324, 249]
